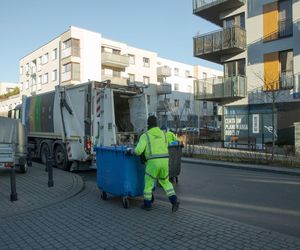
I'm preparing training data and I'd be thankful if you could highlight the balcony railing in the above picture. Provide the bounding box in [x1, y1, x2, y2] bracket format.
[157, 83, 172, 95]
[194, 75, 247, 103]
[101, 75, 128, 86]
[194, 26, 246, 63]
[157, 66, 172, 77]
[101, 52, 129, 69]
[193, 0, 245, 26]
[280, 71, 294, 90]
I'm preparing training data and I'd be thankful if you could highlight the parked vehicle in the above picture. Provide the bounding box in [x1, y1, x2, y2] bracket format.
[0, 117, 28, 173]
[13, 81, 148, 171]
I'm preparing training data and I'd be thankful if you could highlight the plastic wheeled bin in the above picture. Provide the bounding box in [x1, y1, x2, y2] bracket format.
[95, 146, 145, 208]
[168, 143, 183, 183]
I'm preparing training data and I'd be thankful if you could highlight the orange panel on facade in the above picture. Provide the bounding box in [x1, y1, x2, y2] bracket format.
[263, 2, 279, 42]
[264, 52, 280, 91]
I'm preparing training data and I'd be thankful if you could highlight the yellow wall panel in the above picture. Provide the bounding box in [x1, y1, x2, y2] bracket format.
[264, 52, 280, 91]
[263, 2, 279, 42]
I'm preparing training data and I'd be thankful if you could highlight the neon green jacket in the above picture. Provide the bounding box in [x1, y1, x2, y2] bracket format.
[166, 131, 178, 143]
[134, 127, 169, 160]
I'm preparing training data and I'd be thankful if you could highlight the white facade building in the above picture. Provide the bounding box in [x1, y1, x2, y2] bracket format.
[17, 26, 221, 127]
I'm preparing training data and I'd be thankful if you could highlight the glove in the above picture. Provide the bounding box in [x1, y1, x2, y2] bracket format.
[126, 148, 135, 155]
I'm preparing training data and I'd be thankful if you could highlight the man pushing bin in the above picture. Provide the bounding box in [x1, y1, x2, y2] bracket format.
[128, 115, 179, 212]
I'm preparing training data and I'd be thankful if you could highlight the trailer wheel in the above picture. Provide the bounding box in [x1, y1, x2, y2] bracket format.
[40, 143, 50, 165]
[122, 197, 129, 209]
[101, 191, 107, 200]
[54, 144, 70, 171]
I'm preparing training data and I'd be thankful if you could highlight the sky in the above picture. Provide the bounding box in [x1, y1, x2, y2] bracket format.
[0, 0, 221, 83]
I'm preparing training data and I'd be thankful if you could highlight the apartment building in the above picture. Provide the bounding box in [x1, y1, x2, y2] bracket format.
[18, 26, 221, 128]
[0, 82, 20, 116]
[193, 0, 300, 149]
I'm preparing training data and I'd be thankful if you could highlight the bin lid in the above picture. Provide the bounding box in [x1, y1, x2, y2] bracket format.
[95, 145, 130, 152]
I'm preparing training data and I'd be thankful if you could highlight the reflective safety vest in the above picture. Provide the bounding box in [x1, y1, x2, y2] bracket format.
[144, 131, 169, 160]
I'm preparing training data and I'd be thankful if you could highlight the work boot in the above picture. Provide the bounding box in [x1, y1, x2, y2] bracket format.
[168, 195, 179, 213]
[141, 200, 152, 211]
[172, 201, 180, 213]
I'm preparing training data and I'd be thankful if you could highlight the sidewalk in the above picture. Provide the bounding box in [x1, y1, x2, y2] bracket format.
[0, 163, 84, 218]
[182, 157, 300, 176]
[0, 162, 300, 249]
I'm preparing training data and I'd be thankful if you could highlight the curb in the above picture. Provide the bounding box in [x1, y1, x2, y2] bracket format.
[182, 157, 300, 176]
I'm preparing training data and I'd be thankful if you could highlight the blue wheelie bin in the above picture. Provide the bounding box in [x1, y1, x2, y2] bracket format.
[95, 146, 145, 208]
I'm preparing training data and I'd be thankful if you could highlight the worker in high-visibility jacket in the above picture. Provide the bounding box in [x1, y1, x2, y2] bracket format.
[134, 115, 179, 212]
[160, 125, 178, 144]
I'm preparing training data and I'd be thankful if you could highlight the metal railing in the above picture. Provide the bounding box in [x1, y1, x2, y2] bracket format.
[194, 26, 246, 56]
[157, 83, 172, 95]
[279, 18, 293, 38]
[194, 75, 247, 100]
[280, 71, 294, 90]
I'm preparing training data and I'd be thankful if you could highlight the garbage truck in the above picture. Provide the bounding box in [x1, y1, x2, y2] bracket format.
[17, 81, 148, 171]
[0, 117, 28, 173]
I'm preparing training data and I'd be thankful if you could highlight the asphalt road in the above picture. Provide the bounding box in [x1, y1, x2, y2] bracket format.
[78, 162, 300, 239]
[155, 162, 300, 239]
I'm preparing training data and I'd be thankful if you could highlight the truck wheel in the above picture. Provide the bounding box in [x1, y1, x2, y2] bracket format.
[40, 143, 50, 165]
[17, 163, 28, 173]
[54, 144, 70, 171]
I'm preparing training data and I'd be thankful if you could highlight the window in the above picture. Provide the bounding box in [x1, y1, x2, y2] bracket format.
[64, 63, 71, 73]
[20, 66, 23, 75]
[185, 70, 191, 77]
[52, 69, 57, 81]
[224, 59, 245, 77]
[72, 63, 80, 81]
[52, 48, 57, 60]
[62, 38, 80, 57]
[42, 53, 48, 64]
[128, 74, 135, 83]
[143, 76, 150, 85]
[143, 57, 150, 67]
[185, 100, 190, 109]
[38, 75, 42, 84]
[188, 85, 192, 93]
[25, 63, 29, 74]
[203, 72, 207, 79]
[223, 13, 245, 28]
[147, 95, 150, 105]
[279, 0, 293, 37]
[280, 50, 293, 89]
[113, 70, 121, 78]
[174, 83, 179, 91]
[174, 99, 179, 107]
[174, 68, 179, 76]
[42, 73, 48, 84]
[129, 54, 135, 64]
[25, 81, 29, 90]
[203, 101, 207, 109]
[112, 49, 120, 55]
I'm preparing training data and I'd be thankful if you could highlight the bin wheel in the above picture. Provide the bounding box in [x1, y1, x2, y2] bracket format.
[101, 191, 107, 200]
[122, 197, 129, 209]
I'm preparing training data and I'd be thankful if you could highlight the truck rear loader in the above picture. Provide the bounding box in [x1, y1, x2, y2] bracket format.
[19, 81, 148, 171]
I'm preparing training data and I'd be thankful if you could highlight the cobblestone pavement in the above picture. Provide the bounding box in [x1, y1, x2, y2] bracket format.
[0, 163, 300, 249]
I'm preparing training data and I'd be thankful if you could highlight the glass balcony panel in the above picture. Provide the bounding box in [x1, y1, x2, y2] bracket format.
[194, 75, 247, 103]
[102, 52, 129, 68]
[194, 26, 246, 63]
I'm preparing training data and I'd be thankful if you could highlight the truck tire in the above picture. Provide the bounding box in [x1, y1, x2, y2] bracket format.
[17, 163, 28, 173]
[54, 144, 70, 171]
[40, 143, 50, 165]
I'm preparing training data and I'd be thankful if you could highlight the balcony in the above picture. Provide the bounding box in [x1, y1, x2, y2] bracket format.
[194, 26, 246, 64]
[157, 66, 172, 77]
[101, 52, 129, 69]
[157, 100, 170, 112]
[157, 83, 172, 95]
[101, 75, 128, 86]
[194, 75, 247, 104]
[193, 0, 246, 26]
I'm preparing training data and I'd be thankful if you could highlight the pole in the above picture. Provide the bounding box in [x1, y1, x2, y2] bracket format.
[46, 147, 54, 187]
[10, 166, 18, 201]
